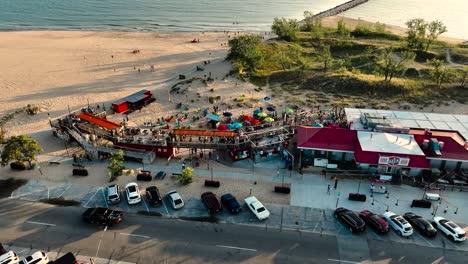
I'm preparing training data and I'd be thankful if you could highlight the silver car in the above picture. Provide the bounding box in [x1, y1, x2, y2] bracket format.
[106, 184, 121, 205]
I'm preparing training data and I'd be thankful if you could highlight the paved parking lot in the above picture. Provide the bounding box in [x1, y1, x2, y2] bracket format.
[10, 179, 468, 253]
[2, 244, 134, 264]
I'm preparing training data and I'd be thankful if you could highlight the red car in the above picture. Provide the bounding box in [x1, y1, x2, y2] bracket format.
[359, 210, 390, 234]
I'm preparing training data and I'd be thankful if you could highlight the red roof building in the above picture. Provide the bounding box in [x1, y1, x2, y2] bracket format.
[297, 126, 357, 152]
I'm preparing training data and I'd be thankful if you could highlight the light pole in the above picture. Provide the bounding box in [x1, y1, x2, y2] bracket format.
[95, 226, 108, 259]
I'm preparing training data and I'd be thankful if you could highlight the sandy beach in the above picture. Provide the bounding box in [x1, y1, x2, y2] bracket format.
[0, 21, 466, 156]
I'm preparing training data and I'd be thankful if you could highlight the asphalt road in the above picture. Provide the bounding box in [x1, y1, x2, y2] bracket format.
[0, 199, 466, 264]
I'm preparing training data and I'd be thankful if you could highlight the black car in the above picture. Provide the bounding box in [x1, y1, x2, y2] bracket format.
[403, 212, 437, 237]
[146, 186, 162, 206]
[53, 252, 77, 264]
[201, 192, 223, 215]
[334, 207, 366, 233]
[82, 207, 123, 225]
[221, 193, 241, 214]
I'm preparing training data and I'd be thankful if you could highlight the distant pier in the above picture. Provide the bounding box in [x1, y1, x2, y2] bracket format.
[311, 0, 368, 20]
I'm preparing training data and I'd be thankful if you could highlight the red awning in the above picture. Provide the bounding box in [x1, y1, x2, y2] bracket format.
[77, 113, 121, 130]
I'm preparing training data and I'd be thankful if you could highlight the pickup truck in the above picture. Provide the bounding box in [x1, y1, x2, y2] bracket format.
[82, 207, 123, 225]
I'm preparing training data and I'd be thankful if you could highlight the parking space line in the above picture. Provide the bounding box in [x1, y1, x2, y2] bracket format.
[444, 238, 462, 250]
[142, 197, 149, 213]
[84, 188, 101, 208]
[119, 233, 150, 239]
[101, 188, 108, 208]
[162, 199, 170, 215]
[328, 259, 359, 264]
[414, 233, 435, 247]
[216, 245, 257, 252]
[58, 184, 73, 198]
[26, 221, 56, 227]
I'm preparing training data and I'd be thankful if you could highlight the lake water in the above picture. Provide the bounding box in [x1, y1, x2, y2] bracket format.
[0, 0, 466, 39]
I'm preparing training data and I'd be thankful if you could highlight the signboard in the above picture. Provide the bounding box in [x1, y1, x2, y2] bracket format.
[378, 156, 410, 166]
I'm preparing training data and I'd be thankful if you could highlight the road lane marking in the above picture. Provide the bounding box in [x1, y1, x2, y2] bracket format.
[328, 259, 360, 264]
[84, 188, 101, 208]
[58, 184, 73, 198]
[26, 221, 56, 227]
[119, 233, 150, 239]
[216, 245, 257, 252]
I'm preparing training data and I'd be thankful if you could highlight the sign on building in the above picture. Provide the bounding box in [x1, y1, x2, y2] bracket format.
[378, 156, 410, 166]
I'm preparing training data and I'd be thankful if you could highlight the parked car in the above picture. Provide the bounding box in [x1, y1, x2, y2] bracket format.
[18, 251, 48, 264]
[403, 212, 437, 237]
[136, 171, 152, 181]
[334, 208, 366, 233]
[105, 184, 121, 205]
[221, 193, 241, 214]
[383, 212, 413, 237]
[82, 207, 123, 225]
[52, 252, 77, 264]
[125, 182, 141, 205]
[145, 186, 162, 206]
[359, 210, 390, 234]
[432, 216, 466, 242]
[167, 190, 184, 209]
[244, 196, 270, 220]
[201, 192, 223, 215]
[0, 251, 19, 264]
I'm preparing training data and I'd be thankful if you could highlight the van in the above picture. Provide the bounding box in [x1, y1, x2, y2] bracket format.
[106, 184, 121, 204]
[0, 251, 19, 264]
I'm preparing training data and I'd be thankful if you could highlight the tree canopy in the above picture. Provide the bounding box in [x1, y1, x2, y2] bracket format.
[108, 150, 124, 181]
[1, 135, 42, 168]
[178, 166, 194, 185]
[375, 48, 415, 83]
[271, 17, 300, 42]
[406, 18, 447, 51]
[427, 58, 451, 88]
[227, 35, 263, 73]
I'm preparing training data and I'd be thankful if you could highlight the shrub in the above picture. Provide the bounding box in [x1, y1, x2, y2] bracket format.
[178, 167, 194, 185]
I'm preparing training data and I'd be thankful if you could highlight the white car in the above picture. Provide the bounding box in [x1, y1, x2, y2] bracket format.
[167, 190, 184, 209]
[18, 251, 48, 264]
[383, 212, 413, 237]
[166, 190, 185, 210]
[432, 216, 466, 242]
[125, 182, 141, 205]
[0, 251, 19, 264]
[244, 196, 270, 220]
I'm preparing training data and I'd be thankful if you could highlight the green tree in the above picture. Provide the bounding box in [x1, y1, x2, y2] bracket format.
[271, 17, 300, 42]
[406, 18, 427, 50]
[317, 44, 333, 73]
[457, 67, 468, 88]
[376, 48, 415, 83]
[228, 35, 263, 73]
[108, 150, 124, 181]
[302, 11, 314, 31]
[1, 135, 42, 169]
[427, 58, 450, 88]
[425, 20, 447, 51]
[375, 22, 386, 33]
[273, 43, 301, 71]
[310, 18, 324, 41]
[336, 19, 350, 40]
[178, 166, 194, 185]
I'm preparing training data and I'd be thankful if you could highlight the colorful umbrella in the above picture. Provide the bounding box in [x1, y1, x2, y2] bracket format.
[284, 108, 294, 114]
[253, 109, 261, 115]
[250, 119, 260, 125]
[257, 112, 267, 117]
[232, 122, 242, 128]
[223, 112, 232, 117]
[266, 106, 276, 112]
[217, 124, 228, 130]
[242, 115, 252, 121]
[264, 117, 274, 123]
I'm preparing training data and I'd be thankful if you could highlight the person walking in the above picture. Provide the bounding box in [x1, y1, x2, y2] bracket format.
[327, 184, 331, 195]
